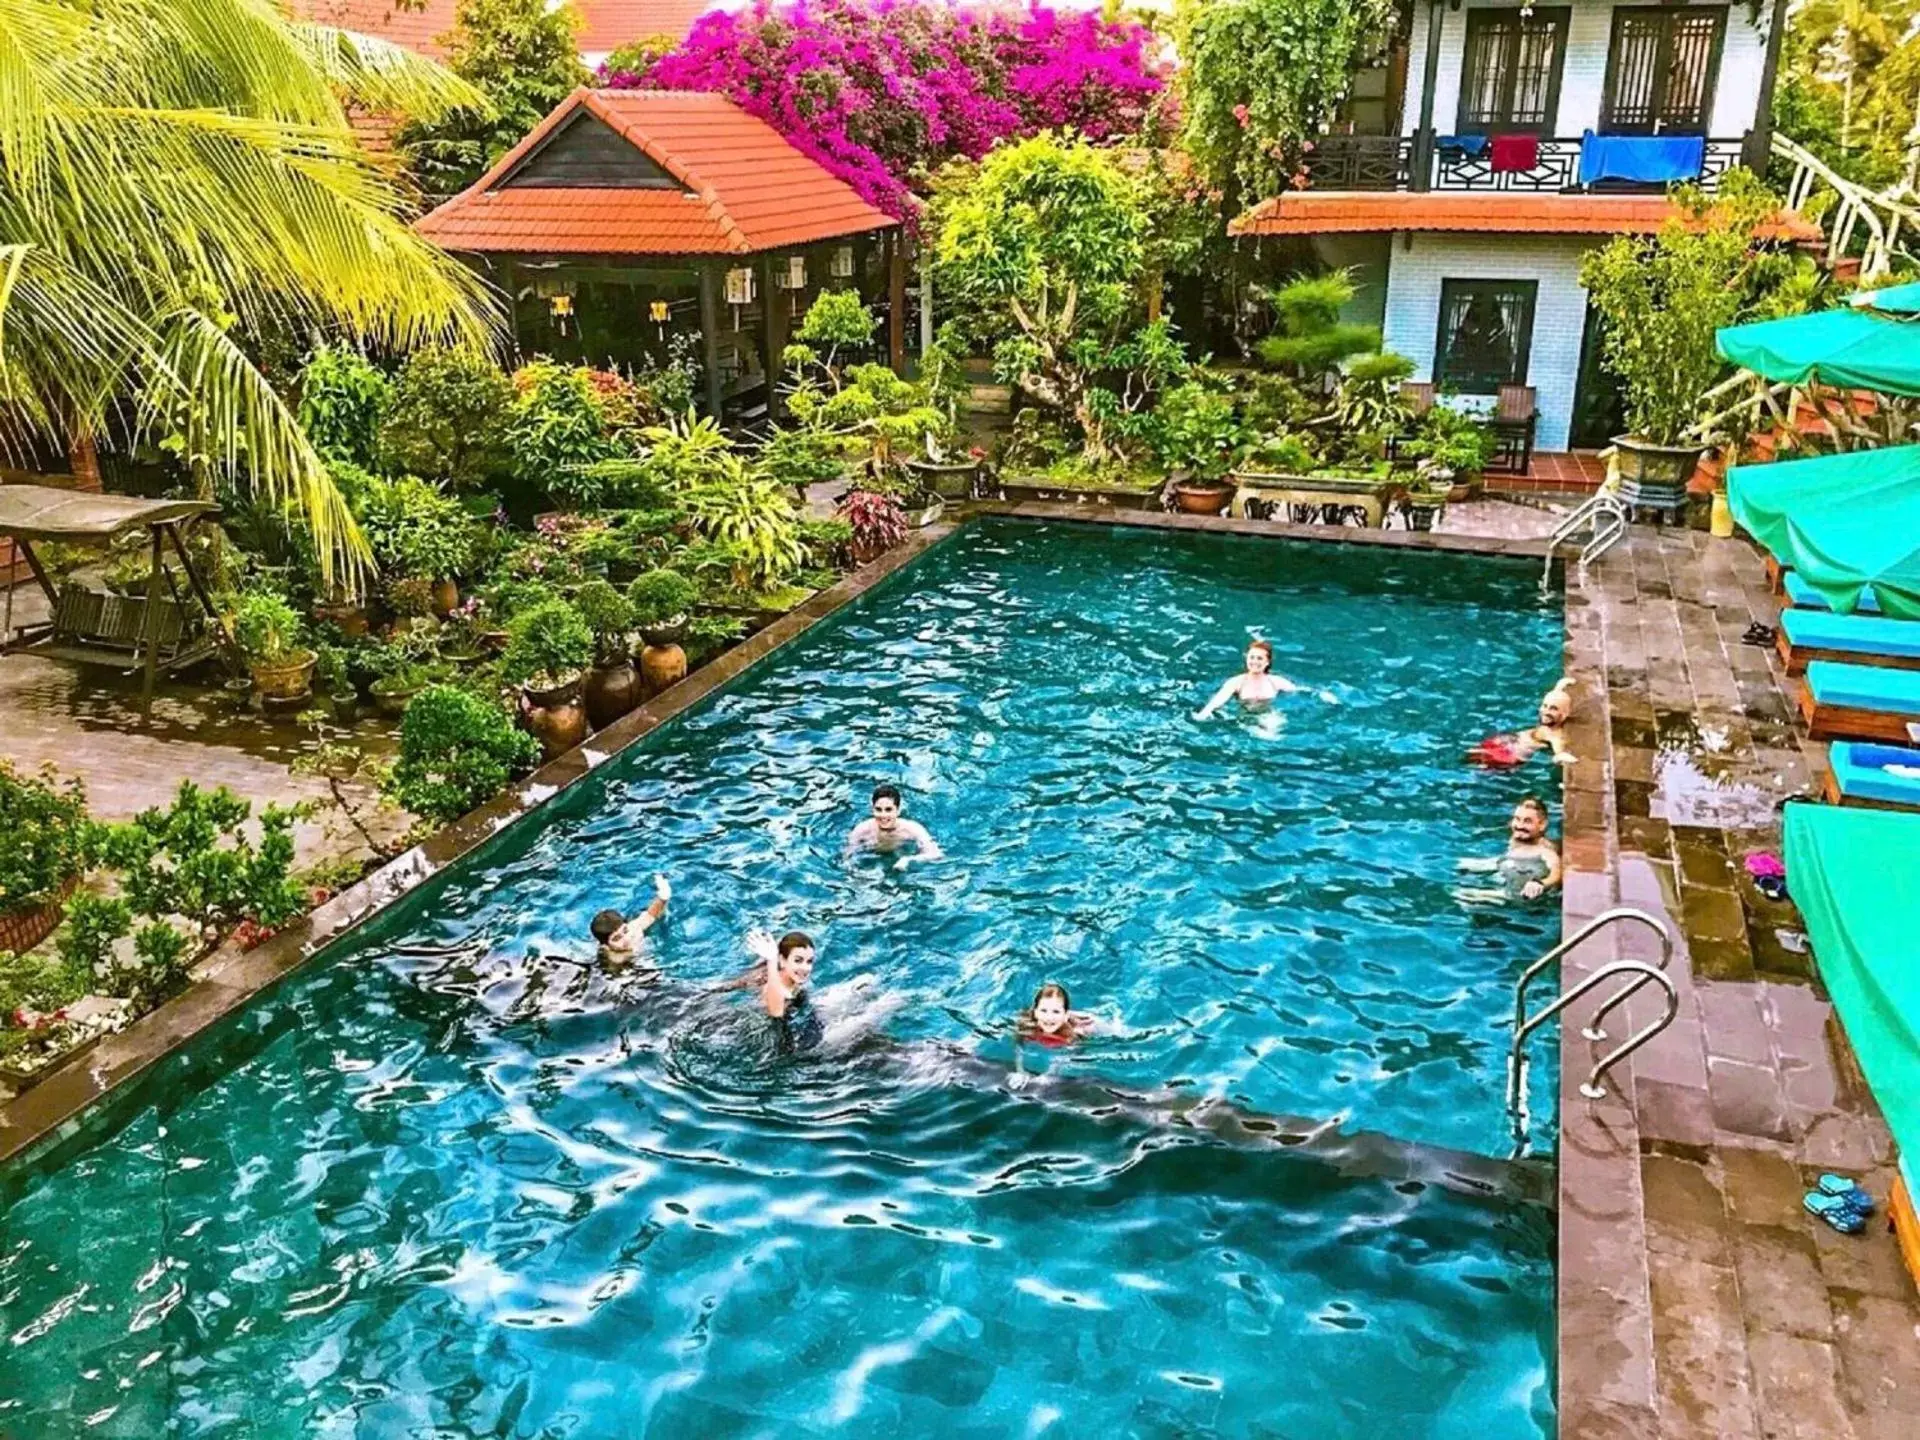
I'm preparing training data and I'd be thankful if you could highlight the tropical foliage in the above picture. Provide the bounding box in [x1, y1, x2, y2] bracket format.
[0, 0, 498, 589]
[387, 685, 540, 824]
[1775, 0, 1920, 191]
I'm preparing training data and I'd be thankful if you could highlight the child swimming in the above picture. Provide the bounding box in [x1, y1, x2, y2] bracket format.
[1195, 638, 1338, 719]
[1467, 682, 1577, 768]
[1456, 797, 1563, 903]
[1016, 982, 1097, 1048]
[590, 874, 672, 967]
[743, 928, 824, 1054]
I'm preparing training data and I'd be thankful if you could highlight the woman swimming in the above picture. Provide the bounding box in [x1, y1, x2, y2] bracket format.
[1016, 982, 1097, 1048]
[1195, 639, 1297, 718]
[744, 928, 824, 1054]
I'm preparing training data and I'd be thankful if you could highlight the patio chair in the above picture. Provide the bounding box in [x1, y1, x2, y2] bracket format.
[1486, 384, 1538, 477]
[1777, 608, 1920, 675]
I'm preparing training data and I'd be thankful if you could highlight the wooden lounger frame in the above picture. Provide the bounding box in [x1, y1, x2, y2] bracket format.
[1820, 768, 1920, 812]
[1895, 1175, 1920, 1298]
[1797, 680, 1920, 743]
[1776, 630, 1920, 677]
[1765, 555, 1786, 594]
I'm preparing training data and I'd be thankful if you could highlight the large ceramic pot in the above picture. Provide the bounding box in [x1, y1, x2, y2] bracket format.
[1170, 480, 1234, 516]
[904, 458, 980, 501]
[1612, 435, 1706, 492]
[524, 673, 583, 711]
[369, 677, 425, 719]
[584, 660, 642, 729]
[523, 693, 588, 761]
[313, 598, 368, 638]
[249, 650, 316, 703]
[640, 642, 688, 697]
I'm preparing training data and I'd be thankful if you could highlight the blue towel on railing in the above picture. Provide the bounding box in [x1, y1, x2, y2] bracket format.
[1578, 132, 1706, 185]
[1436, 134, 1491, 159]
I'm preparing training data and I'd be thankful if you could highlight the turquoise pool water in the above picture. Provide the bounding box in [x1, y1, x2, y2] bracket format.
[1, 521, 1562, 1437]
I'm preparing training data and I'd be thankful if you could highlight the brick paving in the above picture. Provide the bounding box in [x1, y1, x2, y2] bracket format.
[1564, 524, 1920, 1440]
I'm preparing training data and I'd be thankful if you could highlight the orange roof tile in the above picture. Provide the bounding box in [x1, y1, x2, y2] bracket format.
[1230, 191, 1822, 243]
[292, 0, 714, 61]
[577, 0, 720, 54]
[415, 89, 898, 257]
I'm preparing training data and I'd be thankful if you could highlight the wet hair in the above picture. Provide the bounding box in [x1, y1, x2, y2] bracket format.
[1031, 981, 1072, 1011]
[1246, 639, 1274, 664]
[1515, 796, 1550, 821]
[777, 931, 815, 959]
[871, 783, 901, 806]
[590, 909, 625, 943]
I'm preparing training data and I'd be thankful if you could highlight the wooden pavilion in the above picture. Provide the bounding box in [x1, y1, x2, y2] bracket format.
[415, 89, 905, 423]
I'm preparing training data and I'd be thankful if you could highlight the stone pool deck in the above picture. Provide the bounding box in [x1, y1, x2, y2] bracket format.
[1561, 525, 1920, 1440]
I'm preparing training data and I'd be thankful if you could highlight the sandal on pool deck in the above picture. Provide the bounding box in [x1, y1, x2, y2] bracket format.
[1742, 622, 1777, 647]
[1805, 1191, 1867, 1233]
[1817, 1174, 1875, 1214]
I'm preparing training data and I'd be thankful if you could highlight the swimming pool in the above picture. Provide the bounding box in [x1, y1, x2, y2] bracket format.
[0, 520, 1562, 1437]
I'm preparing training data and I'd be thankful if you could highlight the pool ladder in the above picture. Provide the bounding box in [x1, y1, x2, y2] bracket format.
[1541, 491, 1628, 593]
[1506, 907, 1679, 1151]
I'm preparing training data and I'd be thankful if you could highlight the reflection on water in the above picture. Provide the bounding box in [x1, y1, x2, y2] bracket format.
[0, 523, 1561, 1438]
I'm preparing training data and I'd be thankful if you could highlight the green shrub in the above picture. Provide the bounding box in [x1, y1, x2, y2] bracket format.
[56, 891, 131, 975]
[573, 578, 635, 662]
[231, 590, 308, 665]
[500, 597, 593, 687]
[101, 782, 306, 935]
[1149, 381, 1245, 479]
[387, 685, 541, 824]
[356, 475, 478, 581]
[509, 360, 616, 501]
[0, 761, 96, 913]
[626, 568, 699, 627]
[0, 947, 91, 1019]
[682, 457, 805, 588]
[297, 345, 392, 470]
[378, 345, 516, 490]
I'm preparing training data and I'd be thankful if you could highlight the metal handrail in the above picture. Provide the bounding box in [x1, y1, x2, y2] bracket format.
[1542, 491, 1627, 593]
[1511, 906, 1672, 1041]
[1513, 960, 1679, 1100]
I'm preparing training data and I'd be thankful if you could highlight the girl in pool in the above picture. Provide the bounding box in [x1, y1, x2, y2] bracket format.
[1467, 682, 1577, 768]
[1456, 796, 1563, 903]
[1195, 639, 1336, 719]
[1016, 982, 1098, 1048]
[743, 928, 824, 1054]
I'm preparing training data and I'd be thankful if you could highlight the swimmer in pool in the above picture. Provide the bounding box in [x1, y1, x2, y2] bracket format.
[1456, 797, 1563, 903]
[744, 928, 823, 1054]
[1016, 982, 1097, 1048]
[846, 783, 944, 864]
[1194, 639, 1338, 719]
[590, 874, 672, 968]
[1468, 683, 1577, 767]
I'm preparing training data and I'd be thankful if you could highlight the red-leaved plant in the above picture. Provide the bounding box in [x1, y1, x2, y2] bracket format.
[838, 488, 908, 557]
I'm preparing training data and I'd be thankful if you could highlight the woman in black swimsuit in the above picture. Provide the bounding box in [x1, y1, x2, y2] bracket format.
[745, 929, 823, 1054]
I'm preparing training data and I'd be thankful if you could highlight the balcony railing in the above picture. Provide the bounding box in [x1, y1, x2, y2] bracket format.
[1296, 134, 1747, 195]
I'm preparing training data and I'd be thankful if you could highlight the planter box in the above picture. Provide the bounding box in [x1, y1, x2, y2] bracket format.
[0, 877, 78, 954]
[994, 477, 1164, 511]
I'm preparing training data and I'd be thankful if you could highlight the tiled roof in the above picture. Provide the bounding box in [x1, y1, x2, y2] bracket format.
[1230, 191, 1823, 242]
[291, 0, 717, 61]
[577, 0, 720, 55]
[415, 90, 898, 257]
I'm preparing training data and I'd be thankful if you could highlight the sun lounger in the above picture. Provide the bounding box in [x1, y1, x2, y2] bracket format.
[1783, 569, 1882, 614]
[1896, 1167, 1920, 1296]
[1823, 741, 1920, 810]
[1798, 660, 1920, 742]
[1777, 608, 1920, 675]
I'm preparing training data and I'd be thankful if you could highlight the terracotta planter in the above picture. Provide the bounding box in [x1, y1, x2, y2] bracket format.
[369, 680, 424, 719]
[524, 673, 583, 710]
[584, 660, 642, 729]
[0, 877, 78, 955]
[313, 600, 368, 638]
[640, 642, 688, 696]
[524, 697, 588, 761]
[430, 579, 460, 618]
[249, 650, 316, 703]
[1171, 481, 1234, 515]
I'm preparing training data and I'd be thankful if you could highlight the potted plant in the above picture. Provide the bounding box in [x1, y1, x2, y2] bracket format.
[500, 596, 593, 758]
[232, 590, 316, 704]
[1578, 178, 1777, 506]
[314, 644, 358, 723]
[837, 489, 908, 564]
[1399, 406, 1493, 508]
[0, 761, 96, 956]
[358, 475, 479, 616]
[573, 579, 642, 728]
[1157, 381, 1244, 515]
[312, 586, 369, 638]
[626, 568, 699, 696]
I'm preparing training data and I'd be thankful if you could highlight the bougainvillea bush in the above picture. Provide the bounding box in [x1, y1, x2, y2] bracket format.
[608, 0, 1169, 218]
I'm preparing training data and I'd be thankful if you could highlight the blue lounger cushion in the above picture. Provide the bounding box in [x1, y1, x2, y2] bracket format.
[1782, 607, 1920, 659]
[1830, 741, 1920, 806]
[1783, 569, 1882, 614]
[1807, 660, 1920, 715]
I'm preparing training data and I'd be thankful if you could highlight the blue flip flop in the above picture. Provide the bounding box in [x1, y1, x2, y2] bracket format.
[1805, 1191, 1867, 1234]
[1817, 1174, 1875, 1214]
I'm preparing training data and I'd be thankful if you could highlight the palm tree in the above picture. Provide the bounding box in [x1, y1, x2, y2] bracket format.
[0, 0, 504, 588]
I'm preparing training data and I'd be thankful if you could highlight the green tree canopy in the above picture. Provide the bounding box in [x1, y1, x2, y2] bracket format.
[0, 0, 500, 588]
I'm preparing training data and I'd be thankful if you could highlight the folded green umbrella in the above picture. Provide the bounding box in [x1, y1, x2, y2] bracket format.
[1718, 306, 1920, 396]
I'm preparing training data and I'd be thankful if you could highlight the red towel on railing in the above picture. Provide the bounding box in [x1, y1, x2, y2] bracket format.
[1490, 134, 1540, 173]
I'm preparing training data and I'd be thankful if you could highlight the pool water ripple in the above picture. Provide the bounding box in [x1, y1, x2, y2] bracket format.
[1, 522, 1561, 1437]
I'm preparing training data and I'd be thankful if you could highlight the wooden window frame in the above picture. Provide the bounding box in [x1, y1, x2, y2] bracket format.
[1455, 7, 1572, 137]
[1599, 5, 1729, 137]
[1433, 279, 1539, 394]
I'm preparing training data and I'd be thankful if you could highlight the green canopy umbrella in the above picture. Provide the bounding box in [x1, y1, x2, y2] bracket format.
[1855, 281, 1920, 316]
[1717, 306, 1920, 396]
[1784, 802, 1920, 1177]
[1729, 444, 1920, 616]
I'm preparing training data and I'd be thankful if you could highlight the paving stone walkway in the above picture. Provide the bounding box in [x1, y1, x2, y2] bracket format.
[1572, 525, 1920, 1440]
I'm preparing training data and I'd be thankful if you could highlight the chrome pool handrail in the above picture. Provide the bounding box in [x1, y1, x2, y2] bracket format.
[1542, 491, 1627, 593]
[1510, 960, 1679, 1101]
[1511, 906, 1672, 1042]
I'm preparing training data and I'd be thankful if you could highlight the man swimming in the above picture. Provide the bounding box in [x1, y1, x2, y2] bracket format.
[1456, 797, 1563, 902]
[590, 874, 672, 968]
[846, 783, 944, 864]
[743, 928, 824, 1054]
[1467, 682, 1577, 767]
[1195, 638, 1338, 719]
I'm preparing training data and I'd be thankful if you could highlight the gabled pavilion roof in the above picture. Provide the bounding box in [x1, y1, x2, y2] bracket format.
[414, 90, 898, 258]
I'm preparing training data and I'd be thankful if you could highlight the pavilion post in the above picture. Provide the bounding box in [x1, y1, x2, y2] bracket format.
[699, 262, 724, 420]
[759, 255, 782, 423]
[886, 232, 906, 374]
[138, 524, 164, 715]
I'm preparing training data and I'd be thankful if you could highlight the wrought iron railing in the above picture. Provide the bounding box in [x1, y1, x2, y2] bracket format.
[1298, 134, 1747, 195]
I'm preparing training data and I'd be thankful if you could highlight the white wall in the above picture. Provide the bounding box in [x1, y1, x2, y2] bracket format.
[1381, 233, 1598, 452]
[1401, 0, 1770, 141]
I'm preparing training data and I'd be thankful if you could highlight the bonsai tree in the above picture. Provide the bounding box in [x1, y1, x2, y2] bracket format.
[385, 685, 540, 825]
[377, 345, 516, 491]
[499, 596, 593, 691]
[1577, 172, 1787, 450]
[784, 289, 877, 391]
[572, 578, 636, 665]
[626, 568, 699, 633]
[1257, 271, 1382, 389]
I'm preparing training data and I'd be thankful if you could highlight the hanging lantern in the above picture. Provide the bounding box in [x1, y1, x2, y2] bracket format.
[724, 267, 755, 306]
[777, 254, 807, 291]
[829, 244, 856, 279]
[548, 292, 574, 336]
[648, 297, 670, 341]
